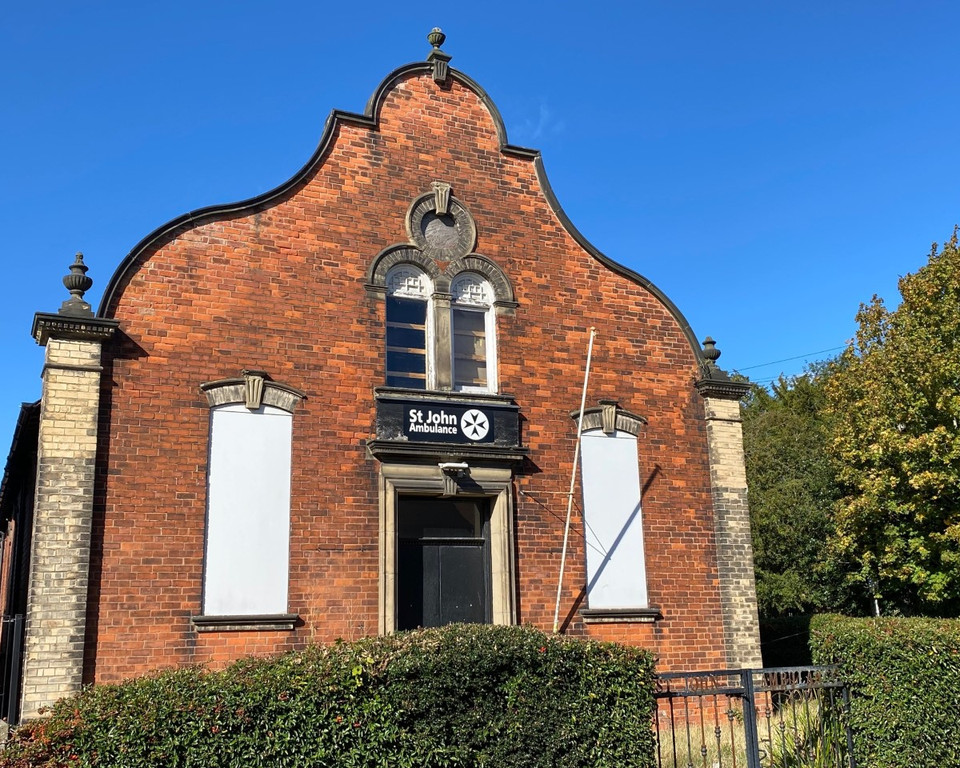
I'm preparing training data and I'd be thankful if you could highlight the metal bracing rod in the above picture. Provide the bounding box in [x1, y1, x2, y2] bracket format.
[553, 327, 596, 634]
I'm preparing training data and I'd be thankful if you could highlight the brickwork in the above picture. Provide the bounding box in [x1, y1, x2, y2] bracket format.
[702, 396, 763, 667]
[21, 339, 104, 718]
[57, 62, 757, 686]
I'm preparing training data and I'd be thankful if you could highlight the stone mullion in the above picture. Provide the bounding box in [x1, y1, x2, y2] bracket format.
[432, 293, 452, 389]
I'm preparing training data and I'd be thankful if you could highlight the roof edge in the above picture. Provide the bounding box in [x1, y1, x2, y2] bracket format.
[530, 154, 706, 367]
[95, 58, 707, 370]
[97, 64, 411, 317]
[99, 60, 541, 316]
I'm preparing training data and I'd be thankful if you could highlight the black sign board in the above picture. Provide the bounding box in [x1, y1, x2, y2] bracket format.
[374, 392, 521, 449]
[403, 403, 494, 443]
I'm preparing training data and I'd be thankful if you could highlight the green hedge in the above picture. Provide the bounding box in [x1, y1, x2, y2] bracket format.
[1, 624, 656, 768]
[810, 614, 960, 767]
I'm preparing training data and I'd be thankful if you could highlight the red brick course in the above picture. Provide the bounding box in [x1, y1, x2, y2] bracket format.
[86, 69, 728, 684]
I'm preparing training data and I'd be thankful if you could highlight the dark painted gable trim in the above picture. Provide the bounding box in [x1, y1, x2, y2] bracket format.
[97, 61, 706, 369]
[529, 153, 703, 364]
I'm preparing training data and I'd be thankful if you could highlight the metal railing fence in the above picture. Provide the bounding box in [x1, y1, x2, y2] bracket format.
[654, 665, 856, 768]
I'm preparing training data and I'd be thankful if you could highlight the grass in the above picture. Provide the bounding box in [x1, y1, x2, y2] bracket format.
[654, 692, 852, 768]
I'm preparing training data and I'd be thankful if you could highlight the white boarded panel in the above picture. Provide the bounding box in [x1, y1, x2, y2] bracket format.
[204, 404, 291, 616]
[580, 430, 648, 609]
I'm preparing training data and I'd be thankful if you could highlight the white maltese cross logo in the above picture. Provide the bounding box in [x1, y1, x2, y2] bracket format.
[460, 409, 490, 441]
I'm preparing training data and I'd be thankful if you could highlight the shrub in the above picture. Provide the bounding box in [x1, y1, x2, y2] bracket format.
[810, 614, 960, 767]
[1, 624, 656, 767]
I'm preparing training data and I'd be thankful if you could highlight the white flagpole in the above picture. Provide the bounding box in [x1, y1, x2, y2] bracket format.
[553, 327, 596, 634]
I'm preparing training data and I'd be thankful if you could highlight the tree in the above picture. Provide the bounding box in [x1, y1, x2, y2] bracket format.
[742, 369, 860, 617]
[826, 230, 960, 616]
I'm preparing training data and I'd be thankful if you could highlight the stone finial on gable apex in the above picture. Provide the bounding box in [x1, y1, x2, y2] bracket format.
[60, 252, 94, 317]
[426, 27, 452, 84]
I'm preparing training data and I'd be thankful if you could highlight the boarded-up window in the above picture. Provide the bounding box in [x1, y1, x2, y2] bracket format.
[204, 403, 292, 616]
[580, 429, 648, 609]
[386, 295, 429, 388]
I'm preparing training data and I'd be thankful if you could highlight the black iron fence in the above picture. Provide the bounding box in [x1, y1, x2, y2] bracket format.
[654, 665, 855, 768]
[0, 614, 25, 725]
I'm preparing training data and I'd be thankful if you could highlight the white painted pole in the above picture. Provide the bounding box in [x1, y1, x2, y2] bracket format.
[553, 327, 596, 634]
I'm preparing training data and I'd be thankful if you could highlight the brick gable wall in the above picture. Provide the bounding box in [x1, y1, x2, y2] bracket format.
[85, 69, 730, 684]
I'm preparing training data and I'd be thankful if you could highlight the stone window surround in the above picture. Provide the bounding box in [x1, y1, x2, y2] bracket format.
[368, 248, 516, 309]
[365, 186, 517, 394]
[199, 373, 306, 415]
[378, 462, 515, 634]
[192, 372, 306, 633]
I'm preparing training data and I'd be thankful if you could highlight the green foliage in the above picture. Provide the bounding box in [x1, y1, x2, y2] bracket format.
[764, 696, 849, 768]
[742, 370, 861, 617]
[826, 230, 960, 615]
[0, 624, 656, 768]
[810, 614, 960, 767]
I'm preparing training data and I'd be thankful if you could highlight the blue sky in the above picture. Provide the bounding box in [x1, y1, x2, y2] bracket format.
[3, 2, 959, 444]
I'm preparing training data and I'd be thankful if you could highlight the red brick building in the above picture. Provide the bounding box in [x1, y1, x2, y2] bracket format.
[0, 30, 760, 723]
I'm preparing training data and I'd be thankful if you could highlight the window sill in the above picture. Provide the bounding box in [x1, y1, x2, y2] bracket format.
[375, 386, 515, 404]
[191, 614, 299, 632]
[580, 607, 662, 624]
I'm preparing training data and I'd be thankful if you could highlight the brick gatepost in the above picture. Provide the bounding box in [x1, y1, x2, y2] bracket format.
[21, 255, 118, 719]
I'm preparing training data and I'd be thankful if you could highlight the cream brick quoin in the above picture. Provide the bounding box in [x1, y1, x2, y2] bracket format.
[697, 337, 763, 669]
[21, 255, 117, 720]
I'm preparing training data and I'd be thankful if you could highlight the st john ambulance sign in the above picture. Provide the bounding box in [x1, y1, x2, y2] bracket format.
[373, 390, 522, 450]
[404, 404, 494, 443]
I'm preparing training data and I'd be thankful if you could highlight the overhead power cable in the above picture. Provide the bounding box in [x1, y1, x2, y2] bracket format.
[734, 345, 847, 372]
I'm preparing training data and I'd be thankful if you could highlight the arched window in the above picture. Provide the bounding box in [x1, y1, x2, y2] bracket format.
[370, 247, 513, 394]
[386, 266, 433, 389]
[450, 273, 496, 392]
